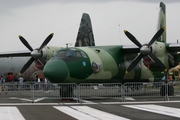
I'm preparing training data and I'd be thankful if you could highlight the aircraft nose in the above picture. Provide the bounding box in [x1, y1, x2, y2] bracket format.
[43, 59, 68, 83]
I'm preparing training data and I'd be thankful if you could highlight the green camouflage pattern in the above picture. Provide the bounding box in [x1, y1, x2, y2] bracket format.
[44, 46, 64, 62]
[43, 2, 180, 84]
[44, 41, 177, 84]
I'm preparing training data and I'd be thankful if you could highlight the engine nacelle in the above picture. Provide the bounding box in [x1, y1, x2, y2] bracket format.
[34, 46, 62, 70]
[143, 43, 156, 67]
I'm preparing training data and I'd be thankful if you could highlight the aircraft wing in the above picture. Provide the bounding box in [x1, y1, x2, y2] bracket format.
[166, 43, 180, 52]
[122, 43, 180, 54]
[0, 50, 30, 57]
[121, 45, 139, 53]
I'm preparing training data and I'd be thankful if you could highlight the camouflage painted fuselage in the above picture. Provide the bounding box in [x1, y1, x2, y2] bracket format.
[43, 41, 175, 84]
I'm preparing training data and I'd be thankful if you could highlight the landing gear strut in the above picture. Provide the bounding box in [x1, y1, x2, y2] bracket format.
[160, 84, 174, 96]
[59, 85, 73, 99]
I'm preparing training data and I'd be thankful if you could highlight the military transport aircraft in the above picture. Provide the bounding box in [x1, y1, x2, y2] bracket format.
[0, 13, 95, 81]
[43, 2, 180, 84]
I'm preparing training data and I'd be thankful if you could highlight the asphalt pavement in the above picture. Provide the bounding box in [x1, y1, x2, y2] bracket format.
[0, 96, 180, 120]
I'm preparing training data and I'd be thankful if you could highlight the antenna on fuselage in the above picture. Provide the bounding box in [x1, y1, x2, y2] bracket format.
[66, 43, 73, 48]
[66, 43, 68, 48]
[177, 39, 179, 43]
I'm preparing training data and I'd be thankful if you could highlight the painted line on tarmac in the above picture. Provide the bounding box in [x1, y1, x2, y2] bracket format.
[9, 97, 32, 102]
[100, 100, 180, 104]
[124, 97, 135, 101]
[1, 100, 180, 106]
[0, 103, 60, 106]
[9, 97, 47, 102]
[79, 99, 97, 104]
[123, 104, 180, 118]
[34, 97, 47, 102]
[54, 106, 130, 120]
[0, 106, 25, 120]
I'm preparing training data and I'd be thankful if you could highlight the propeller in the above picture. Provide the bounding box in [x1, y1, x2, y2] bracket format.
[18, 33, 54, 74]
[124, 27, 167, 74]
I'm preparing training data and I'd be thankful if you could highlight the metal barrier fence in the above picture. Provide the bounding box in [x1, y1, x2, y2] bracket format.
[78, 83, 122, 100]
[0, 82, 179, 102]
[122, 82, 167, 101]
[31, 83, 77, 102]
[0, 83, 32, 100]
[167, 81, 180, 98]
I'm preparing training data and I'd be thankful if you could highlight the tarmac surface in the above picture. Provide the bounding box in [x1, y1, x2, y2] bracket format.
[0, 97, 180, 120]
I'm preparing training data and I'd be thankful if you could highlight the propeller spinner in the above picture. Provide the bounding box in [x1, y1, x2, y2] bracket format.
[124, 27, 167, 74]
[18, 33, 54, 74]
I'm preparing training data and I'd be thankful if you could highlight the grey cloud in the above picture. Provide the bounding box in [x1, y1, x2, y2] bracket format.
[0, 0, 179, 14]
[132, 0, 180, 3]
[1, 0, 180, 9]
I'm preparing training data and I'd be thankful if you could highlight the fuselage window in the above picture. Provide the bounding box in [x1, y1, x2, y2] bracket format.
[80, 51, 87, 58]
[66, 50, 75, 57]
[53, 51, 58, 57]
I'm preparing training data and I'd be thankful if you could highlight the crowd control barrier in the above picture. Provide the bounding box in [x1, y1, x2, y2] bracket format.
[0, 81, 179, 102]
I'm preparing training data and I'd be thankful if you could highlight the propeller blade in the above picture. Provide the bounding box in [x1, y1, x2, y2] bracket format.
[124, 30, 142, 48]
[38, 33, 54, 51]
[148, 53, 167, 71]
[18, 35, 33, 51]
[38, 58, 46, 65]
[148, 27, 165, 47]
[20, 57, 35, 74]
[126, 53, 143, 74]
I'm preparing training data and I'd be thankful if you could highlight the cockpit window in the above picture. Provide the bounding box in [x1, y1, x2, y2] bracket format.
[58, 51, 66, 57]
[54, 49, 88, 59]
[80, 51, 87, 58]
[54, 51, 66, 57]
[53, 51, 58, 57]
[76, 52, 82, 57]
[66, 50, 75, 57]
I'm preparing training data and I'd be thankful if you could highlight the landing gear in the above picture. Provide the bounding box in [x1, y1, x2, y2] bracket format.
[160, 84, 174, 96]
[59, 85, 73, 98]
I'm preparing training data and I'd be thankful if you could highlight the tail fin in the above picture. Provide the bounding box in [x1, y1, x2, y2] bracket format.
[157, 2, 166, 42]
[75, 13, 95, 47]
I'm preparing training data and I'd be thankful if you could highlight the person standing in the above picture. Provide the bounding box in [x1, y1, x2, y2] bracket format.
[18, 75, 24, 91]
[0, 76, 5, 83]
[0, 76, 6, 94]
[37, 77, 41, 90]
[8, 74, 13, 82]
[0, 76, 2, 95]
[44, 78, 47, 90]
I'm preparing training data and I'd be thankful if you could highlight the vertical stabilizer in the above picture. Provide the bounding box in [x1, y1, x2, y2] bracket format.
[75, 13, 95, 47]
[157, 2, 166, 42]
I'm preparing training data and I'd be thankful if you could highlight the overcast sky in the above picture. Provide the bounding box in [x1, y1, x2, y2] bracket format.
[0, 0, 180, 52]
